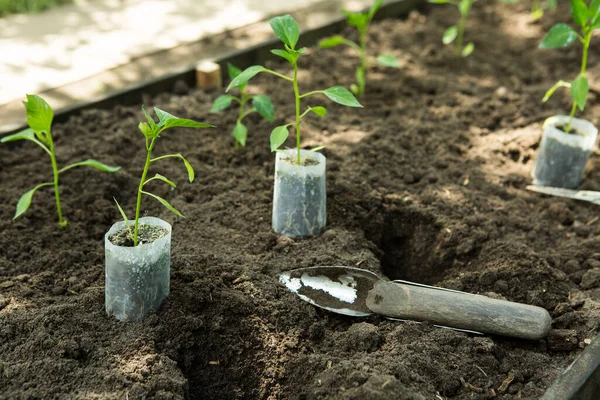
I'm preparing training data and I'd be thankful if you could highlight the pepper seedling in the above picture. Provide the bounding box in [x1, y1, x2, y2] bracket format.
[226, 14, 363, 165]
[539, 0, 599, 134]
[428, 0, 518, 57]
[531, 0, 557, 20]
[210, 63, 274, 148]
[1, 94, 120, 227]
[114, 106, 214, 246]
[318, 0, 400, 96]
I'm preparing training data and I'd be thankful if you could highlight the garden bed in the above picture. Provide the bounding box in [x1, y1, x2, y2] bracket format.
[1, 2, 600, 399]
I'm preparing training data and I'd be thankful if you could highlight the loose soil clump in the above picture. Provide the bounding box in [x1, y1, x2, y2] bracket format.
[1, 2, 600, 399]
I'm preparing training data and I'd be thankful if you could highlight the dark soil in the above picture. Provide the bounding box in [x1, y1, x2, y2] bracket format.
[1, 2, 600, 399]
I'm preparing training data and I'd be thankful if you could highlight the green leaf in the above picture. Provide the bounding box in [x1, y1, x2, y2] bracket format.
[151, 153, 195, 182]
[59, 159, 120, 174]
[461, 42, 475, 57]
[141, 191, 184, 218]
[146, 173, 177, 187]
[377, 54, 400, 68]
[270, 125, 289, 152]
[154, 107, 177, 123]
[226, 66, 266, 92]
[343, 10, 369, 30]
[23, 94, 53, 135]
[542, 80, 571, 102]
[13, 182, 53, 220]
[309, 106, 327, 117]
[233, 122, 248, 147]
[570, 74, 589, 111]
[443, 26, 458, 45]
[427, 0, 450, 3]
[319, 35, 346, 48]
[368, 0, 383, 20]
[269, 14, 300, 49]
[1, 128, 36, 143]
[590, 0, 600, 21]
[350, 84, 359, 95]
[113, 197, 130, 223]
[539, 24, 578, 48]
[310, 145, 325, 152]
[161, 118, 215, 130]
[211, 95, 234, 112]
[252, 95, 275, 122]
[323, 86, 363, 108]
[139, 122, 153, 138]
[141, 105, 157, 128]
[571, 0, 589, 27]
[458, 0, 471, 15]
[271, 49, 294, 63]
[227, 63, 242, 80]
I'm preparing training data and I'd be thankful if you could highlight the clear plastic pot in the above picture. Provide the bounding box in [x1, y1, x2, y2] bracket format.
[272, 149, 326, 238]
[532, 115, 598, 189]
[105, 217, 171, 322]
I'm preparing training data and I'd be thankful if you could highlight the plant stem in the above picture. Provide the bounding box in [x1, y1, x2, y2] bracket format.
[565, 29, 592, 133]
[292, 61, 301, 165]
[47, 135, 66, 228]
[456, 1, 471, 56]
[235, 92, 249, 149]
[359, 28, 367, 97]
[134, 138, 156, 246]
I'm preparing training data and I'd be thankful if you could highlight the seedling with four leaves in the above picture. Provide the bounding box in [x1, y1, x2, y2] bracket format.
[428, 0, 518, 57]
[539, 0, 599, 134]
[1, 94, 120, 227]
[226, 14, 363, 165]
[114, 106, 214, 246]
[319, 0, 400, 96]
[211, 63, 275, 148]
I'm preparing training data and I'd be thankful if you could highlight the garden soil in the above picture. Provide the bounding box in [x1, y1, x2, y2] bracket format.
[2, 2, 600, 399]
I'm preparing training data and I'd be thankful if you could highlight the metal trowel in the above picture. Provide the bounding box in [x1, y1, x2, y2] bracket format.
[280, 266, 552, 340]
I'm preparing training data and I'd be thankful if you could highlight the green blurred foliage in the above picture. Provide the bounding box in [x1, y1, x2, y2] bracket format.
[0, 0, 73, 17]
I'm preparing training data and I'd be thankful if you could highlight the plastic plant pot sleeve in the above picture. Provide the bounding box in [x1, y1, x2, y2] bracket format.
[272, 149, 326, 238]
[105, 217, 171, 322]
[532, 115, 598, 189]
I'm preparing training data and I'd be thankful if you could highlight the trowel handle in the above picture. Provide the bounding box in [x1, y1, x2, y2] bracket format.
[367, 281, 552, 340]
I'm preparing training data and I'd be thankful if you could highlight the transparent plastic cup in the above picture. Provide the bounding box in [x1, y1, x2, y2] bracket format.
[532, 116, 598, 189]
[105, 217, 171, 322]
[272, 149, 326, 238]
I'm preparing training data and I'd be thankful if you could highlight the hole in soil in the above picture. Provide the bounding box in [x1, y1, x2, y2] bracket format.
[370, 208, 453, 284]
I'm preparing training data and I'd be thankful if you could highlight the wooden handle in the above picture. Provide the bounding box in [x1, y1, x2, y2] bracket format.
[367, 281, 551, 340]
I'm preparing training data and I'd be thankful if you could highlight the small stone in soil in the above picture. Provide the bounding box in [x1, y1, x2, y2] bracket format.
[109, 224, 168, 247]
[580, 268, 600, 289]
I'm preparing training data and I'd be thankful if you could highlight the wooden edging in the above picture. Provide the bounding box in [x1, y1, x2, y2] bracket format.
[0, 0, 423, 135]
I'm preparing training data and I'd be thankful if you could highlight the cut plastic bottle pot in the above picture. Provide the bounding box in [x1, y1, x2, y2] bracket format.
[105, 217, 171, 322]
[273, 149, 326, 238]
[532, 115, 598, 189]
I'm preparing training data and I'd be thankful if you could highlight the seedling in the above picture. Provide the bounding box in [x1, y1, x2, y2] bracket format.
[226, 15, 363, 165]
[114, 106, 213, 246]
[1, 94, 120, 227]
[428, 0, 518, 57]
[539, 0, 599, 134]
[318, 0, 400, 96]
[211, 63, 274, 148]
[531, 0, 557, 20]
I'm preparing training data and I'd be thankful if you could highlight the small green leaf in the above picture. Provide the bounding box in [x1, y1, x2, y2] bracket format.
[1, 128, 36, 143]
[13, 182, 53, 220]
[319, 36, 346, 48]
[590, 0, 600, 21]
[138, 122, 153, 138]
[443, 26, 458, 45]
[539, 24, 578, 48]
[233, 122, 248, 147]
[571, 0, 589, 27]
[141, 105, 157, 128]
[323, 86, 363, 108]
[269, 14, 300, 49]
[271, 49, 294, 63]
[270, 125, 289, 152]
[368, 0, 383, 20]
[343, 10, 369, 30]
[252, 95, 275, 122]
[310, 106, 327, 117]
[113, 197, 131, 224]
[211, 95, 234, 112]
[151, 153, 195, 182]
[59, 159, 120, 174]
[23, 94, 53, 135]
[227, 63, 242, 80]
[571, 74, 589, 111]
[458, 0, 471, 15]
[377, 54, 400, 68]
[226, 66, 266, 92]
[161, 118, 215, 130]
[142, 191, 184, 218]
[427, 0, 450, 3]
[146, 173, 177, 187]
[350, 84, 359, 95]
[154, 107, 177, 123]
[461, 42, 475, 57]
[310, 145, 325, 152]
